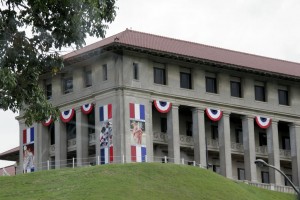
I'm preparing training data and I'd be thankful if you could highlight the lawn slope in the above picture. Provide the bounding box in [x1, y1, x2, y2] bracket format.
[0, 163, 295, 200]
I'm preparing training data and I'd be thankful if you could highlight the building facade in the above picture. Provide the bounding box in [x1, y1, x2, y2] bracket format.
[17, 29, 300, 187]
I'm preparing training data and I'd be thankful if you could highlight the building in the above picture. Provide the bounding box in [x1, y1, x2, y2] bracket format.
[17, 29, 300, 187]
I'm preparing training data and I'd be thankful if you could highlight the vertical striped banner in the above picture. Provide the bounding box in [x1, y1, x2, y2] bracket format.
[99, 104, 112, 121]
[23, 127, 34, 144]
[129, 103, 145, 120]
[131, 145, 147, 162]
[100, 146, 113, 164]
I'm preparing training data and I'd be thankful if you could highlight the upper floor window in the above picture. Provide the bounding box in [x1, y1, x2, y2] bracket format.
[235, 128, 243, 144]
[230, 77, 242, 98]
[154, 63, 166, 85]
[133, 62, 139, 80]
[44, 78, 52, 100]
[259, 132, 267, 146]
[255, 81, 266, 102]
[186, 121, 193, 136]
[206, 73, 217, 93]
[62, 74, 73, 94]
[84, 69, 92, 87]
[103, 64, 108, 81]
[211, 125, 218, 140]
[180, 67, 192, 89]
[278, 85, 289, 105]
[160, 117, 167, 133]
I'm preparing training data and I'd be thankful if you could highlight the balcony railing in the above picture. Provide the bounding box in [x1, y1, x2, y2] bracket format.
[255, 146, 268, 156]
[231, 142, 244, 153]
[206, 138, 219, 151]
[67, 138, 77, 151]
[153, 132, 194, 147]
[280, 149, 291, 160]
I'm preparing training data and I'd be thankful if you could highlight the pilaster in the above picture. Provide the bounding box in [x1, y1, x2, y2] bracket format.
[167, 104, 180, 164]
[76, 108, 89, 166]
[289, 123, 300, 186]
[55, 120, 67, 169]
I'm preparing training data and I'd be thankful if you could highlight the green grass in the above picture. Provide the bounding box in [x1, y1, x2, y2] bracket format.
[0, 163, 296, 200]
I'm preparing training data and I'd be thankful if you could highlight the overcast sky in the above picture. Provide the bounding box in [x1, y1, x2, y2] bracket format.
[1, 0, 300, 168]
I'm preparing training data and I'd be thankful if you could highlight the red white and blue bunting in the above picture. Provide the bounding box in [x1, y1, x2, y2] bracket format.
[255, 116, 272, 129]
[81, 103, 94, 115]
[154, 100, 172, 113]
[42, 116, 53, 126]
[60, 109, 75, 123]
[205, 108, 223, 121]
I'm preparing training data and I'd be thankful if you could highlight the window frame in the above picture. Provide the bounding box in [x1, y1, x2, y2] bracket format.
[237, 168, 245, 180]
[84, 69, 92, 87]
[180, 67, 192, 89]
[205, 76, 217, 93]
[278, 89, 289, 106]
[133, 62, 139, 80]
[44, 79, 52, 100]
[102, 64, 108, 81]
[261, 171, 270, 183]
[230, 80, 242, 98]
[255, 85, 266, 102]
[153, 64, 166, 85]
[62, 74, 73, 94]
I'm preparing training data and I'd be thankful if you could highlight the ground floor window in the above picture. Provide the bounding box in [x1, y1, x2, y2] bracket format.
[261, 171, 269, 183]
[237, 168, 245, 180]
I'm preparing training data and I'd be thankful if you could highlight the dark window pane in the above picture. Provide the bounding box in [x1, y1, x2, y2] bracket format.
[212, 125, 218, 140]
[180, 72, 192, 89]
[231, 81, 241, 97]
[285, 175, 292, 186]
[282, 137, 291, 150]
[262, 172, 269, 183]
[133, 63, 139, 80]
[259, 132, 267, 146]
[85, 70, 92, 87]
[64, 77, 73, 94]
[206, 77, 217, 93]
[235, 129, 243, 144]
[103, 64, 108, 81]
[46, 83, 52, 100]
[238, 168, 245, 180]
[154, 67, 166, 85]
[186, 121, 193, 136]
[160, 118, 167, 133]
[49, 123, 55, 145]
[278, 89, 289, 105]
[255, 85, 265, 101]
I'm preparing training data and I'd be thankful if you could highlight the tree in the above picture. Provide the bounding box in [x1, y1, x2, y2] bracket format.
[0, 0, 117, 125]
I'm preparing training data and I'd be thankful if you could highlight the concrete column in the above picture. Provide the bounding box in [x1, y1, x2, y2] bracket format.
[289, 123, 300, 186]
[242, 116, 257, 182]
[55, 120, 67, 169]
[147, 100, 154, 162]
[19, 120, 25, 174]
[76, 108, 88, 167]
[218, 112, 232, 178]
[167, 104, 180, 164]
[267, 120, 281, 185]
[37, 123, 49, 170]
[95, 102, 101, 163]
[192, 108, 206, 168]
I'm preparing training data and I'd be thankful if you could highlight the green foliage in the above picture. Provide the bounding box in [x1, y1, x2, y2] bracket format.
[0, 163, 295, 200]
[0, 0, 117, 125]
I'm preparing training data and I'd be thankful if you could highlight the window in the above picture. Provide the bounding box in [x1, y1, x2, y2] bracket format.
[238, 168, 245, 180]
[180, 68, 192, 89]
[259, 132, 267, 146]
[206, 74, 217, 93]
[278, 88, 289, 105]
[213, 165, 220, 174]
[154, 64, 166, 85]
[49, 123, 55, 145]
[44, 79, 52, 100]
[282, 136, 291, 150]
[66, 117, 76, 140]
[230, 77, 241, 97]
[133, 63, 139, 80]
[285, 175, 292, 186]
[255, 81, 266, 102]
[103, 64, 108, 81]
[235, 128, 243, 144]
[261, 171, 269, 183]
[211, 125, 218, 140]
[84, 70, 92, 87]
[62, 75, 73, 94]
[186, 121, 193, 136]
[87, 111, 95, 134]
[160, 117, 167, 133]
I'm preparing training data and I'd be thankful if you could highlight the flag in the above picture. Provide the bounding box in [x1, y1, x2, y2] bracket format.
[129, 103, 145, 120]
[23, 128, 34, 144]
[131, 145, 147, 162]
[100, 104, 112, 121]
[100, 145, 113, 164]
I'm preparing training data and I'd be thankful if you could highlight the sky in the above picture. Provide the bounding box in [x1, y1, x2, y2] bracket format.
[1, 0, 300, 168]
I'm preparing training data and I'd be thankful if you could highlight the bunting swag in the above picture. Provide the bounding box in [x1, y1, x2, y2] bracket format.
[42, 116, 53, 126]
[255, 116, 272, 129]
[154, 100, 172, 113]
[205, 108, 223, 121]
[81, 103, 94, 115]
[60, 109, 75, 123]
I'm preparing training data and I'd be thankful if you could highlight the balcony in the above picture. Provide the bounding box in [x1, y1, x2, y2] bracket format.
[279, 149, 291, 160]
[153, 132, 194, 147]
[89, 133, 96, 145]
[67, 138, 76, 151]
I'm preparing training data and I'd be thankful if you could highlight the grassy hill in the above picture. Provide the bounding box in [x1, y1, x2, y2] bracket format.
[0, 163, 295, 200]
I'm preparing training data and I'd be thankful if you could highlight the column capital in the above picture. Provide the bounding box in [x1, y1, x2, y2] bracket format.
[270, 118, 279, 124]
[288, 122, 300, 128]
[241, 115, 255, 120]
[191, 107, 205, 113]
[171, 104, 180, 109]
[222, 110, 231, 116]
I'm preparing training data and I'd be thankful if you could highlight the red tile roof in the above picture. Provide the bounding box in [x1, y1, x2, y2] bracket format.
[64, 29, 300, 78]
